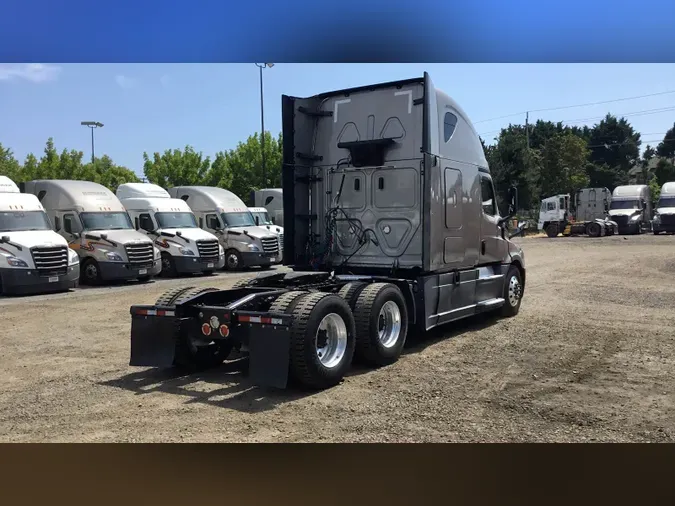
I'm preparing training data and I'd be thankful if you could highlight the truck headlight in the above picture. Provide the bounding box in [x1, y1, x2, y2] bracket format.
[218, 244, 224, 255]
[630, 214, 640, 221]
[7, 257, 28, 268]
[154, 247, 161, 259]
[106, 252, 124, 262]
[248, 244, 261, 252]
[68, 250, 79, 265]
[179, 248, 195, 256]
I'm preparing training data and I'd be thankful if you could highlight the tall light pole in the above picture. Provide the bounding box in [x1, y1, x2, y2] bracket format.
[81, 121, 104, 164]
[255, 63, 274, 187]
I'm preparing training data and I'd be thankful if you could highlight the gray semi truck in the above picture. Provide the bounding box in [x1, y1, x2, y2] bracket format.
[127, 73, 526, 390]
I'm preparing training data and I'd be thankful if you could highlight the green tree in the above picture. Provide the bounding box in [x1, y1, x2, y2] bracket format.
[587, 114, 641, 175]
[223, 132, 283, 200]
[86, 155, 140, 193]
[656, 123, 675, 160]
[653, 158, 675, 186]
[0, 143, 22, 181]
[539, 134, 590, 197]
[649, 178, 661, 205]
[142, 145, 211, 188]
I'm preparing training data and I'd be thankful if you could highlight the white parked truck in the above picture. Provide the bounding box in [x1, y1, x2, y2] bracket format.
[538, 188, 617, 238]
[250, 188, 283, 226]
[652, 182, 675, 235]
[167, 186, 282, 270]
[117, 183, 225, 276]
[248, 206, 284, 260]
[21, 179, 162, 285]
[609, 184, 652, 234]
[0, 176, 80, 295]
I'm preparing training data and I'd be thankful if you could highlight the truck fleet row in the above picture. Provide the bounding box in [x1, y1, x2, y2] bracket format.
[538, 183, 674, 237]
[0, 176, 286, 296]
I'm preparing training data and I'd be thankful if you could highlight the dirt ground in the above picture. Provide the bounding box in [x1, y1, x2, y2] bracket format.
[1, 234, 674, 442]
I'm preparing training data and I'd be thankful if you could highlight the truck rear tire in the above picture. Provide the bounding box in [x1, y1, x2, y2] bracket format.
[288, 292, 356, 390]
[545, 224, 558, 238]
[269, 290, 308, 314]
[500, 265, 523, 317]
[155, 286, 194, 306]
[587, 223, 601, 237]
[353, 283, 408, 367]
[338, 281, 369, 310]
[172, 287, 233, 370]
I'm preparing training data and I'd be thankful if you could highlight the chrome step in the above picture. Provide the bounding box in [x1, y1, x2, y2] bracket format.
[476, 298, 505, 312]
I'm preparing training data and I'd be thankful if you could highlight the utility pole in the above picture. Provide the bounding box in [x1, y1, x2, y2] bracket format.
[81, 121, 104, 163]
[254, 63, 274, 187]
[525, 111, 530, 149]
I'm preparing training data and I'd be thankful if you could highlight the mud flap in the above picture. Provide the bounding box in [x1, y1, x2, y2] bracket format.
[247, 326, 291, 389]
[129, 315, 180, 367]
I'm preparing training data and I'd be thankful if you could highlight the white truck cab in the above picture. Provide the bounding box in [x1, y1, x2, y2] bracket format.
[248, 206, 284, 260]
[21, 179, 162, 285]
[251, 188, 283, 226]
[653, 181, 675, 234]
[168, 186, 281, 271]
[609, 184, 651, 234]
[117, 183, 225, 276]
[0, 176, 80, 295]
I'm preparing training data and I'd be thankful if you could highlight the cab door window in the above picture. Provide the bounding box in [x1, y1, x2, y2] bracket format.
[480, 177, 497, 216]
[139, 213, 155, 233]
[63, 213, 82, 234]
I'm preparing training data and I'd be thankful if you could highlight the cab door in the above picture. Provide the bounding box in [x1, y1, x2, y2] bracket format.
[479, 175, 508, 265]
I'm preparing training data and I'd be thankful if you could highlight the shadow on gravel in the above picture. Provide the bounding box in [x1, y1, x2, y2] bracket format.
[100, 353, 313, 414]
[103, 312, 503, 412]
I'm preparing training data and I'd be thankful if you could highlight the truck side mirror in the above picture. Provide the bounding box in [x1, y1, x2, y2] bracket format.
[642, 201, 647, 210]
[54, 216, 61, 232]
[507, 186, 518, 215]
[0, 236, 8, 243]
[255, 216, 260, 226]
[73, 232, 81, 239]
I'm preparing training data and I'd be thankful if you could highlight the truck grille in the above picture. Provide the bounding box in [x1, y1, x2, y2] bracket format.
[278, 234, 284, 253]
[261, 236, 280, 254]
[31, 246, 68, 276]
[125, 242, 154, 266]
[660, 214, 675, 226]
[197, 239, 219, 259]
[613, 216, 629, 227]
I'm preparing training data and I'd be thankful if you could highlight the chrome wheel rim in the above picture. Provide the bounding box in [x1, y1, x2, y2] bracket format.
[508, 275, 522, 307]
[378, 300, 402, 348]
[315, 313, 348, 369]
[227, 253, 239, 269]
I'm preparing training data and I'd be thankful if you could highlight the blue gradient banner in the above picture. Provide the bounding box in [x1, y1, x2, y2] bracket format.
[2, 0, 675, 62]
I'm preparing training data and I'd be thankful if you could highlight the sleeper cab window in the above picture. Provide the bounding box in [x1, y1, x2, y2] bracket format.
[444, 112, 458, 142]
[480, 177, 496, 216]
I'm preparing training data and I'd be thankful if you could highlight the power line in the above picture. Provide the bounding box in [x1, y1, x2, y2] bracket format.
[478, 105, 675, 138]
[473, 89, 675, 125]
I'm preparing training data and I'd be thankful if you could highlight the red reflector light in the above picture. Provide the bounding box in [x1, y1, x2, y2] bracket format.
[201, 323, 212, 336]
[219, 324, 230, 337]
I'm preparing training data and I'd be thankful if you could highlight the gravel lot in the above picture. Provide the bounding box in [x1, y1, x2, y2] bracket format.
[1, 234, 674, 442]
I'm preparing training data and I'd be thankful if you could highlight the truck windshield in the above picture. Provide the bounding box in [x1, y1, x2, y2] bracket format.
[221, 212, 255, 227]
[250, 211, 273, 225]
[155, 212, 198, 228]
[0, 211, 52, 232]
[657, 196, 675, 208]
[610, 200, 639, 210]
[80, 212, 133, 231]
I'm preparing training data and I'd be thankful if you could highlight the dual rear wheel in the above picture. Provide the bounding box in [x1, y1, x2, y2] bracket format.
[269, 282, 409, 389]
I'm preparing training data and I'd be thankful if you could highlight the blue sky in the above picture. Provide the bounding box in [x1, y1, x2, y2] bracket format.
[2, 64, 675, 178]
